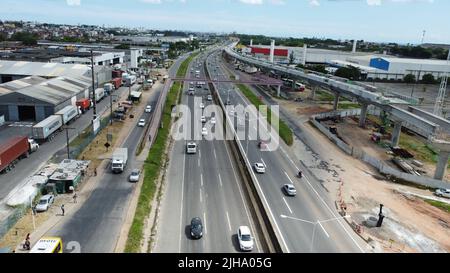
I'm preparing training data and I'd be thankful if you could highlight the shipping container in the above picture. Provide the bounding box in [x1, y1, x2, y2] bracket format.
[76, 99, 91, 112]
[112, 70, 123, 79]
[32, 115, 63, 142]
[111, 78, 122, 90]
[104, 83, 114, 94]
[55, 105, 79, 125]
[0, 136, 31, 173]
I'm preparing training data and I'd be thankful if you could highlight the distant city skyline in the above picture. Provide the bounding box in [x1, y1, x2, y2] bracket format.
[0, 0, 449, 44]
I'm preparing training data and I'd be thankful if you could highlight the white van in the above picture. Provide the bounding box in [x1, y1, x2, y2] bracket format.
[186, 142, 197, 154]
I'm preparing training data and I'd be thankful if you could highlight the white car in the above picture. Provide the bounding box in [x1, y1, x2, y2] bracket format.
[129, 169, 141, 183]
[201, 116, 206, 123]
[200, 103, 205, 109]
[207, 95, 213, 101]
[202, 127, 208, 136]
[237, 226, 254, 252]
[210, 117, 216, 125]
[145, 105, 152, 113]
[254, 163, 266, 174]
[138, 119, 146, 127]
[35, 194, 55, 212]
[435, 188, 450, 199]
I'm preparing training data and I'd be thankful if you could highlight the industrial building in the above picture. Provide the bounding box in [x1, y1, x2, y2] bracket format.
[0, 75, 91, 122]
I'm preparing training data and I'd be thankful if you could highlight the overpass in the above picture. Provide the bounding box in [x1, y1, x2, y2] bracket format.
[224, 46, 450, 181]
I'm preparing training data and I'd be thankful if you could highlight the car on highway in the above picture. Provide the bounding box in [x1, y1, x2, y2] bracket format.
[237, 226, 254, 251]
[186, 142, 197, 154]
[258, 141, 268, 151]
[283, 184, 297, 197]
[210, 117, 216, 125]
[35, 194, 55, 212]
[207, 95, 213, 101]
[129, 169, 141, 183]
[254, 163, 266, 174]
[138, 119, 146, 127]
[145, 105, 152, 113]
[201, 116, 206, 123]
[435, 188, 450, 199]
[226, 100, 232, 105]
[200, 103, 205, 109]
[190, 217, 203, 239]
[202, 127, 208, 136]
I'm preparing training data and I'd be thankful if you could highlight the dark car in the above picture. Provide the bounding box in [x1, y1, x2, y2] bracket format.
[190, 217, 203, 239]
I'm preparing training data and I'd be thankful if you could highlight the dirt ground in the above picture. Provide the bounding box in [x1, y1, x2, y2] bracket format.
[280, 97, 450, 253]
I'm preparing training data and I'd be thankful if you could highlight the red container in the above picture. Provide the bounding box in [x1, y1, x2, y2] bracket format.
[76, 99, 91, 111]
[0, 136, 29, 173]
[112, 70, 123, 79]
[111, 78, 122, 89]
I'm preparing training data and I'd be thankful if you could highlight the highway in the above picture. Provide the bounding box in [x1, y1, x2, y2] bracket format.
[206, 50, 368, 253]
[41, 55, 188, 253]
[153, 51, 262, 253]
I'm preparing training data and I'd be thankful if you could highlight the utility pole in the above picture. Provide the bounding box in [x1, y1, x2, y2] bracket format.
[411, 30, 426, 98]
[90, 49, 97, 120]
[109, 94, 117, 125]
[63, 127, 76, 159]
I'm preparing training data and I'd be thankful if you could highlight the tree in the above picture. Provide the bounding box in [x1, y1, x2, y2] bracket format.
[335, 66, 361, 80]
[10, 32, 38, 46]
[404, 74, 416, 84]
[307, 64, 327, 74]
[421, 73, 436, 84]
[115, 44, 130, 50]
[289, 51, 295, 65]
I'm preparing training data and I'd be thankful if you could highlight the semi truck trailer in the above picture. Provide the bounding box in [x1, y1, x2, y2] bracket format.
[0, 136, 39, 173]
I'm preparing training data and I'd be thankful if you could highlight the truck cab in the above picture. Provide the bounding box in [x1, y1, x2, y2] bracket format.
[28, 138, 39, 152]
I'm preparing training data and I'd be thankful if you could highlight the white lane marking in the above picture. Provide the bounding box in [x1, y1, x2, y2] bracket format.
[203, 212, 208, 235]
[318, 222, 330, 238]
[218, 173, 223, 188]
[201, 173, 204, 187]
[284, 171, 294, 185]
[226, 211, 232, 232]
[178, 149, 186, 253]
[282, 197, 293, 215]
[213, 148, 217, 160]
[200, 188, 203, 203]
[223, 139, 262, 253]
[198, 157, 200, 168]
[261, 158, 267, 168]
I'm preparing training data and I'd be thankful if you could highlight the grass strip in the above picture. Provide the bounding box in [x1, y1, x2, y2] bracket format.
[236, 83, 293, 146]
[124, 52, 199, 252]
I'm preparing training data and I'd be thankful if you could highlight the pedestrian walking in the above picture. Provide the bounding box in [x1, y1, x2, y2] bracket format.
[94, 168, 97, 177]
[61, 204, 65, 216]
[73, 193, 78, 204]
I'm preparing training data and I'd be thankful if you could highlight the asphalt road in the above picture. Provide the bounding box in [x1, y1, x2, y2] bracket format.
[153, 51, 261, 253]
[41, 56, 187, 253]
[0, 83, 143, 203]
[207, 50, 368, 253]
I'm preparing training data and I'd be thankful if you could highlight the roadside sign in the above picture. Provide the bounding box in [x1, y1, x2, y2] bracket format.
[107, 133, 113, 142]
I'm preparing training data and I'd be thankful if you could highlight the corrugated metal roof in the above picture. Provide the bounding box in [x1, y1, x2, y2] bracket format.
[0, 76, 48, 95]
[0, 60, 91, 77]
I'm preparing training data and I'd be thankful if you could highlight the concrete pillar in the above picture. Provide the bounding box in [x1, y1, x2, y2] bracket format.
[352, 40, 357, 53]
[333, 95, 340, 111]
[270, 40, 275, 63]
[391, 121, 403, 147]
[277, 85, 281, 97]
[310, 86, 317, 100]
[434, 151, 450, 180]
[250, 39, 253, 47]
[359, 103, 368, 128]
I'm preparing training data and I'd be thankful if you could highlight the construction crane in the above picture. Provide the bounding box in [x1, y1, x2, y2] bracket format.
[433, 51, 450, 117]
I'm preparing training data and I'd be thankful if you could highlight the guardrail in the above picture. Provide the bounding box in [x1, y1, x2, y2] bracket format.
[205, 50, 285, 253]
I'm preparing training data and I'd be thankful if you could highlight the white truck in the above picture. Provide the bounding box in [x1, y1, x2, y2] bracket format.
[95, 88, 105, 102]
[111, 148, 128, 174]
[55, 105, 80, 125]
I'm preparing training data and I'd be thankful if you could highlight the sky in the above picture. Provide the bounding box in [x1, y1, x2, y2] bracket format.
[0, 0, 449, 44]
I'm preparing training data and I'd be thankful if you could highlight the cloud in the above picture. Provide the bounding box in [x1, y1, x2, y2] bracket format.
[66, 0, 81, 5]
[312, 0, 434, 6]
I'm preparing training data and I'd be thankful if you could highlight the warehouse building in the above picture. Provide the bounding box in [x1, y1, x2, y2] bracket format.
[347, 55, 450, 80]
[0, 75, 91, 122]
[0, 60, 111, 85]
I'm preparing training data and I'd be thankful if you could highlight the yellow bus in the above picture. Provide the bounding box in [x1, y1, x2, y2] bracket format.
[30, 237, 63, 253]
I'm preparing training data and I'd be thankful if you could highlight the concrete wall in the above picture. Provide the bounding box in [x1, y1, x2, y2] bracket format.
[0, 115, 4, 126]
[311, 110, 450, 189]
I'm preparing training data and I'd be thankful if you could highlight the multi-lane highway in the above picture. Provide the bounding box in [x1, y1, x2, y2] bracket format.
[40, 55, 189, 253]
[153, 52, 262, 253]
[206, 49, 368, 253]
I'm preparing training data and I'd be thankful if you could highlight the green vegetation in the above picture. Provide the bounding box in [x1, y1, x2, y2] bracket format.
[424, 199, 450, 213]
[115, 44, 131, 50]
[316, 90, 335, 102]
[10, 31, 39, 45]
[404, 74, 416, 84]
[124, 52, 199, 253]
[338, 103, 361, 110]
[421, 73, 436, 84]
[236, 84, 293, 146]
[335, 66, 362, 81]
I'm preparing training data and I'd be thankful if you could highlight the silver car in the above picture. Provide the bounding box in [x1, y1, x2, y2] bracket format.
[129, 169, 141, 183]
[435, 188, 450, 199]
[35, 194, 55, 212]
[283, 184, 297, 197]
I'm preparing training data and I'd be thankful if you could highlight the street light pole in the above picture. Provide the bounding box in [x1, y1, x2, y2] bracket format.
[63, 127, 76, 159]
[90, 50, 97, 120]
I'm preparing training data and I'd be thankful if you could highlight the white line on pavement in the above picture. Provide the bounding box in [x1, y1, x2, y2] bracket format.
[178, 150, 186, 253]
[284, 171, 294, 185]
[201, 173, 203, 187]
[226, 211, 232, 232]
[282, 197, 293, 214]
[218, 173, 223, 188]
[318, 222, 330, 238]
[261, 158, 267, 168]
[213, 148, 217, 159]
[204, 212, 208, 235]
[200, 188, 203, 203]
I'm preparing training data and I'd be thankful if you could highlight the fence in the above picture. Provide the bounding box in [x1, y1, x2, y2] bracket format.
[310, 110, 450, 190]
[0, 204, 30, 241]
